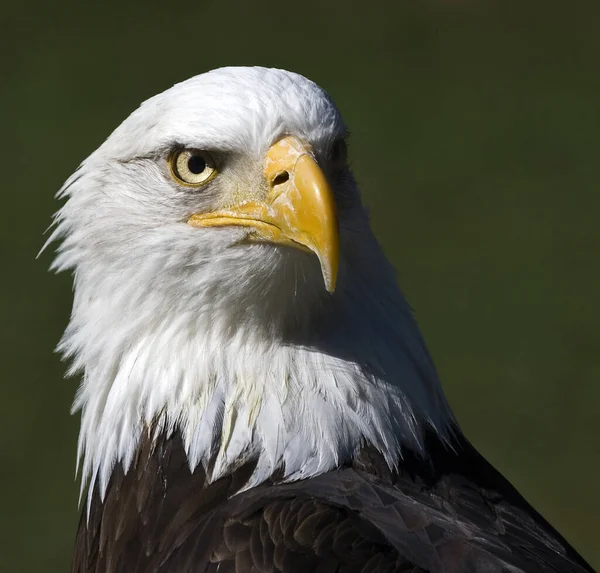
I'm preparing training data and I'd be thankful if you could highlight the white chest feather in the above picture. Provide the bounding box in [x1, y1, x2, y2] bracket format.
[69, 253, 454, 508]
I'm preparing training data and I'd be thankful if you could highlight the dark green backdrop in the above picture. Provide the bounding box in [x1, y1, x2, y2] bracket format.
[2, 1, 599, 570]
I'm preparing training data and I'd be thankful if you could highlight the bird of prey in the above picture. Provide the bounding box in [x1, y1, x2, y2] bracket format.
[48, 66, 594, 573]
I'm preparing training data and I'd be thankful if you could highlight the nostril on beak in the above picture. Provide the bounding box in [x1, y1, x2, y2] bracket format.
[272, 171, 290, 186]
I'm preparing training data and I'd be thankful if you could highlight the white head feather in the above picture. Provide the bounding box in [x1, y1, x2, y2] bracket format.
[48, 66, 455, 505]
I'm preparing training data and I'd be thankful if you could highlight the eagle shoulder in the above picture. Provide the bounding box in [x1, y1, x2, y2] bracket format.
[73, 430, 593, 573]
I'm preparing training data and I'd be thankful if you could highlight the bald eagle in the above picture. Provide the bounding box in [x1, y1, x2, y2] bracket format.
[48, 67, 594, 573]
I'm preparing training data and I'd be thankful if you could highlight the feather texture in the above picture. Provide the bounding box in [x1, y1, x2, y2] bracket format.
[73, 429, 593, 573]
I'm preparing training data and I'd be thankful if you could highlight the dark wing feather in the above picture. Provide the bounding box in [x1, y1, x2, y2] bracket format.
[72, 430, 594, 573]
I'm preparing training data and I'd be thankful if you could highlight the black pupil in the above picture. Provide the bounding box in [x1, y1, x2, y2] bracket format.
[187, 154, 206, 174]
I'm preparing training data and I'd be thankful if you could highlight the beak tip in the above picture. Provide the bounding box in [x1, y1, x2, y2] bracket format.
[321, 264, 338, 294]
[325, 276, 336, 294]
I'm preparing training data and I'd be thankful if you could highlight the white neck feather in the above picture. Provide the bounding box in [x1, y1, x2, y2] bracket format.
[56, 220, 455, 509]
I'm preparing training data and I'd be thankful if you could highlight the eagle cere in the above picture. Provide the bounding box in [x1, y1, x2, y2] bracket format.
[49, 67, 595, 572]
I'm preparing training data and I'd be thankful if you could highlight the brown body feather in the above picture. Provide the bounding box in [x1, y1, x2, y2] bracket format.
[73, 429, 594, 573]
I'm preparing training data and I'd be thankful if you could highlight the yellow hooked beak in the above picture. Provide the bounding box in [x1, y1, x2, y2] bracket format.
[188, 136, 339, 293]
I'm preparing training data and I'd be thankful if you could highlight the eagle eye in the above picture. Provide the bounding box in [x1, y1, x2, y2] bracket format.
[169, 149, 217, 187]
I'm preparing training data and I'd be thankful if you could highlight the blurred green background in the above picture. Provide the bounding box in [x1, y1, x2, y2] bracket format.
[2, 0, 599, 570]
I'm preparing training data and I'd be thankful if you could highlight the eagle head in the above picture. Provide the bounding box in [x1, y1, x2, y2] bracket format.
[48, 67, 453, 502]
